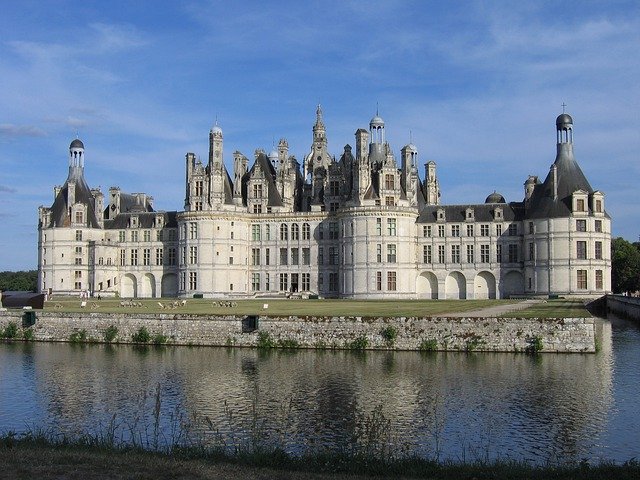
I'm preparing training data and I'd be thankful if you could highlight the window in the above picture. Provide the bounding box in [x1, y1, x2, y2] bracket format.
[253, 184, 263, 198]
[576, 220, 587, 232]
[280, 224, 288, 241]
[229, 256, 233, 265]
[265, 248, 270, 265]
[318, 247, 324, 264]
[508, 224, 517, 236]
[119, 231, 125, 242]
[329, 272, 338, 291]
[595, 199, 602, 213]
[74, 258, 82, 265]
[252, 248, 260, 265]
[423, 245, 432, 263]
[595, 241, 603, 260]
[252, 224, 261, 241]
[279, 273, 288, 291]
[156, 248, 163, 265]
[265, 273, 270, 291]
[302, 223, 310, 240]
[253, 204, 262, 213]
[131, 231, 138, 242]
[438, 245, 445, 263]
[481, 244, 489, 263]
[577, 241, 587, 260]
[75, 230, 83, 241]
[75, 211, 83, 224]
[577, 270, 587, 289]
[376, 218, 382, 235]
[143, 248, 151, 266]
[302, 248, 310, 265]
[329, 180, 340, 196]
[438, 225, 445, 237]
[318, 273, 323, 288]
[480, 224, 489, 237]
[387, 272, 397, 291]
[595, 220, 602, 233]
[376, 244, 382, 263]
[466, 225, 474, 237]
[252, 273, 260, 291]
[301, 273, 310, 291]
[384, 174, 394, 190]
[376, 271, 382, 290]
[329, 202, 339, 212]
[291, 248, 299, 265]
[189, 246, 198, 264]
[596, 270, 603, 290]
[466, 244, 474, 263]
[387, 244, 396, 263]
[385, 196, 395, 206]
[451, 225, 460, 237]
[189, 272, 197, 290]
[75, 270, 82, 279]
[280, 248, 288, 265]
[194, 201, 202, 211]
[496, 224, 503, 236]
[329, 222, 339, 240]
[168, 248, 176, 266]
[130, 249, 138, 266]
[423, 225, 432, 237]
[75, 281, 82, 290]
[144, 230, 151, 242]
[497, 244, 502, 263]
[195, 180, 203, 196]
[75, 246, 82, 254]
[387, 218, 396, 236]
[329, 247, 338, 265]
[528, 242, 534, 261]
[576, 198, 585, 212]
[291, 223, 299, 240]
[508, 244, 518, 263]
[156, 230, 163, 241]
[120, 250, 126, 266]
[451, 244, 460, 263]
[528, 222, 534, 234]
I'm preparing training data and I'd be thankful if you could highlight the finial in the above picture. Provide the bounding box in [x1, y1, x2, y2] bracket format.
[376, 101, 379, 116]
[410, 129, 413, 144]
[561, 102, 567, 113]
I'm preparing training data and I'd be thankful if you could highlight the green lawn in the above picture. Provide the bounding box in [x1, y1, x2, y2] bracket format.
[499, 299, 591, 318]
[44, 297, 518, 317]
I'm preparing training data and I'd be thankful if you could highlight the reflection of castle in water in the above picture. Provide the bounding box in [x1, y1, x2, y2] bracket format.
[12, 322, 613, 462]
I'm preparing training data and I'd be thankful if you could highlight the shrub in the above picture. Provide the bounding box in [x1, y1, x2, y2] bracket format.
[526, 335, 544, 354]
[131, 327, 151, 343]
[22, 328, 34, 341]
[419, 338, 438, 352]
[256, 331, 276, 349]
[103, 325, 118, 343]
[379, 325, 398, 346]
[277, 338, 300, 349]
[347, 335, 369, 350]
[1, 322, 18, 339]
[152, 333, 168, 345]
[69, 329, 87, 343]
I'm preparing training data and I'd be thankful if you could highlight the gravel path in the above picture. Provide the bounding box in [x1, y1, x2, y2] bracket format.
[445, 299, 544, 317]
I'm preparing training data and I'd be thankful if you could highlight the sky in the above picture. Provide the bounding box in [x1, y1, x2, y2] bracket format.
[0, 0, 638, 270]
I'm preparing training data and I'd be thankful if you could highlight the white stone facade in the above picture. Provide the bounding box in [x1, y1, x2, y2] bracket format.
[37, 110, 611, 299]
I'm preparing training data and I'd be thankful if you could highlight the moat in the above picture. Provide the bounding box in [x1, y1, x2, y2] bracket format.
[1, 313, 638, 465]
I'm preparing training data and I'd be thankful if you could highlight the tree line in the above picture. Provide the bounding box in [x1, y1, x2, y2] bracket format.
[0, 239, 638, 295]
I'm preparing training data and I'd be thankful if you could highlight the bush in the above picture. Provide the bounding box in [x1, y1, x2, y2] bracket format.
[69, 329, 88, 343]
[347, 335, 369, 350]
[256, 331, 275, 349]
[1, 322, 18, 339]
[379, 325, 398, 346]
[419, 338, 438, 352]
[103, 325, 118, 343]
[131, 327, 151, 343]
[152, 333, 168, 345]
[277, 338, 300, 349]
[22, 329, 34, 341]
[526, 335, 543, 354]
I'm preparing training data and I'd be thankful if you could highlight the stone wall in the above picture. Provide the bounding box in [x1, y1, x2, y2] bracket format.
[0, 311, 596, 353]
[607, 295, 640, 321]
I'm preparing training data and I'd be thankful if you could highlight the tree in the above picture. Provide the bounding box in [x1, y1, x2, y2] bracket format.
[611, 238, 640, 294]
[0, 270, 38, 292]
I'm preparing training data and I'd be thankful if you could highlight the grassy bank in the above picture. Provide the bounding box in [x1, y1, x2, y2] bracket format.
[40, 297, 591, 318]
[1, 434, 637, 480]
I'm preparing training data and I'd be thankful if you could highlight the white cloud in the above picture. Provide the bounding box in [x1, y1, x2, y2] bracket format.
[0, 124, 46, 138]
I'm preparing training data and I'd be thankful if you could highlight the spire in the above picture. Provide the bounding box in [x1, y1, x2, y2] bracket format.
[315, 104, 324, 128]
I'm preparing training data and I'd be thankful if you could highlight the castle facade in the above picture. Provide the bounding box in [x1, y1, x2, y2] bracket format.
[37, 109, 611, 299]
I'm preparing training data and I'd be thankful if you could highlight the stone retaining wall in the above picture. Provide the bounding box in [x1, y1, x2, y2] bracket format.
[0, 311, 596, 353]
[607, 295, 640, 321]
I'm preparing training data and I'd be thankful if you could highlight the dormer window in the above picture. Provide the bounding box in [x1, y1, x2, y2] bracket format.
[437, 208, 445, 222]
[465, 208, 475, 221]
[494, 207, 503, 220]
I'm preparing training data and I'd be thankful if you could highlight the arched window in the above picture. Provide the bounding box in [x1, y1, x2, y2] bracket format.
[291, 223, 299, 240]
[302, 223, 310, 240]
[280, 223, 288, 241]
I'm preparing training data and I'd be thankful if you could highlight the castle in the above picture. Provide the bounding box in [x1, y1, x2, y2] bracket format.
[37, 108, 611, 299]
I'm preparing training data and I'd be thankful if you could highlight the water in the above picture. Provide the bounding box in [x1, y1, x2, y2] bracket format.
[0, 314, 638, 464]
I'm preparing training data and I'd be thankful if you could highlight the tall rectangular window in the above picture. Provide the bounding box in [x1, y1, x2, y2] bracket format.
[595, 270, 603, 289]
[387, 244, 397, 263]
[451, 225, 460, 237]
[329, 247, 338, 265]
[438, 225, 445, 237]
[466, 224, 474, 237]
[190, 223, 198, 239]
[302, 223, 310, 240]
[376, 271, 382, 290]
[119, 231, 125, 242]
[387, 218, 396, 236]
[168, 248, 176, 266]
[75, 230, 83, 241]
[143, 230, 151, 242]
[595, 220, 602, 233]
[577, 241, 587, 260]
[466, 244, 474, 263]
[328, 222, 338, 240]
[291, 248, 300, 265]
[376, 244, 382, 263]
[291, 223, 299, 240]
[451, 244, 460, 263]
[528, 242, 534, 261]
[252, 224, 261, 241]
[189, 272, 197, 290]
[595, 199, 602, 213]
[577, 270, 587, 289]
[251, 273, 260, 291]
[329, 273, 338, 291]
[481, 244, 489, 263]
[480, 224, 489, 237]
[318, 247, 324, 264]
[280, 248, 288, 265]
[265, 273, 270, 291]
[385, 174, 394, 190]
[143, 248, 151, 266]
[423, 225, 432, 237]
[265, 248, 270, 265]
[508, 244, 518, 262]
[528, 222, 534, 234]
[252, 248, 260, 266]
[595, 241, 603, 260]
[496, 244, 502, 263]
[508, 224, 517, 236]
[301, 273, 310, 291]
[438, 245, 445, 263]
[130, 249, 138, 266]
[156, 248, 163, 266]
[576, 220, 587, 232]
[387, 272, 397, 291]
[576, 199, 585, 211]
[131, 231, 138, 242]
[253, 184, 263, 198]
[189, 246, 198, 264]
[423, 245, 432, 263]
[302, 247, 310, 265]
[279, 273, 288, 291]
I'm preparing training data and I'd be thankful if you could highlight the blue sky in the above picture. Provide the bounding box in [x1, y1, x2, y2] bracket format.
[0, 1, 638, 270]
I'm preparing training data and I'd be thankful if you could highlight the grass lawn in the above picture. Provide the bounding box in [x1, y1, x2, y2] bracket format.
[43, 297, 520, 317]
[500, 300, 592, 319]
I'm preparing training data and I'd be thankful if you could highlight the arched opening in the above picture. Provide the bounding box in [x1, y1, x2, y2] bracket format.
[500, 271, 524, 299]
[141, 273, 156, 298]
[474, 271, 496, 299]
[445, 271, 466, 299]
[161, 273, 178, 297]
[121, 274, 137, 298]
[416, 271, 438, 299]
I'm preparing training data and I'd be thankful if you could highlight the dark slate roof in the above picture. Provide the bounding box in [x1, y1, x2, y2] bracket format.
[417, 202, 524, 224]
[48, 167, 101, 228]
[118, 192, 154, 214]
[525, 143, 595, 219]
[245, 153, 284, 207]
[104, 211, 178, 229]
